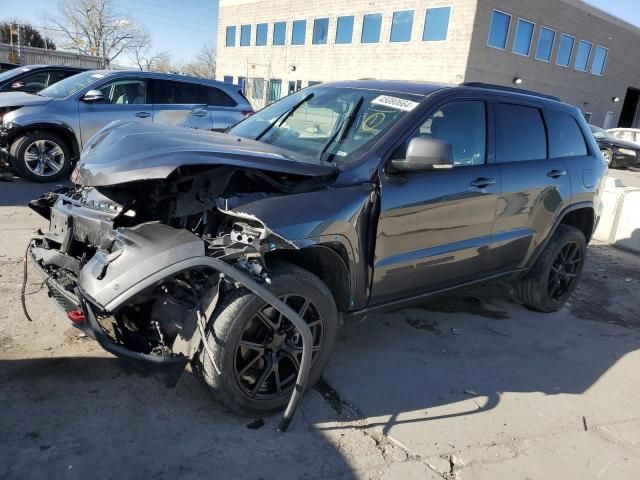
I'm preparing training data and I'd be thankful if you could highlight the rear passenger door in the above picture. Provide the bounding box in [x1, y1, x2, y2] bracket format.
[151, 79, 212, 130]
[490, 102, 572, 271]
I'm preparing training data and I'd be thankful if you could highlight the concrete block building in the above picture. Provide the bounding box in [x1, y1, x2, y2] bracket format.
[216, 0, 640, 128]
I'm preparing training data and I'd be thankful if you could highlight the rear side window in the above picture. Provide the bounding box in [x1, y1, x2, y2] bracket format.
[204, 86, 237, 107]
[153, 80, 200, 104]
[546, 111, 587, 158]
[495, 103, 547, 162]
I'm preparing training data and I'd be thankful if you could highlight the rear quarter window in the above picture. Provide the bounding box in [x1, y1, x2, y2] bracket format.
[203, 86, 237, 107]
[495, 103, 547, 162]
[545, 110, 588, 158]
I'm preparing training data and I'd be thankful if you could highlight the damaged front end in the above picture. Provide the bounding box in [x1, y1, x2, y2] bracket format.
[26, 160, 334, 430]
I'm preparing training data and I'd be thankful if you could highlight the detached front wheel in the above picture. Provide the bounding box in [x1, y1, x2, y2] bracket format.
[195, 262, 338, 416]
[10, 131, 72, 182]
[515, 225, 587, 312]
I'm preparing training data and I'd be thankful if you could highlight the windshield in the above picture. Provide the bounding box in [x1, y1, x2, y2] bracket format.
[0, 67, 31, 84]
[589, 125, 613, 140]
[229, 87, 424, 163]
[39, 71, 108, 98]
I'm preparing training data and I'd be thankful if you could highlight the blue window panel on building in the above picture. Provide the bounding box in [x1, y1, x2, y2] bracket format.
[556, 34, 575, 66]
[390, 10, 414, 42]
[223, 76, 233, 84]
[225, 26, 236, 47]
[240, 25, 251, 46]
[313, 18, 329, 44]
[575, 40, 592, 71]
[512, 19, 534, 55]
[292, 20, 306, 45]
[256, 23, 268, 46]
[361, 13, 382, 43]
[487, 10, 510, 49]
[423, 7, 451, 41]
[273, 22, 286, 45]
[336, 15, 354, 44]
[535, 27, 555, 61]
[591, 46, 608, 75]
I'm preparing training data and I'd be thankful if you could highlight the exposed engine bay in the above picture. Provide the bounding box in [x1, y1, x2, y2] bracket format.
[26, 165, 335, 431]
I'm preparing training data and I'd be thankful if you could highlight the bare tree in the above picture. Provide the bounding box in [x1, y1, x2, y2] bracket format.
[46, 0, 147, 65]
[0, 21, 56, 49]
[130, 29, 171, 71]
[179, 42, 216, 78]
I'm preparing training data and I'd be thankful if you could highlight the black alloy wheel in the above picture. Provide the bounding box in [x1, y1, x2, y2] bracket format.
[547, 241, 582, 301]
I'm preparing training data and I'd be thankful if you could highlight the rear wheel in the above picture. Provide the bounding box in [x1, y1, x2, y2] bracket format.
[10, 131, 72, 182]
[514, 225, 587, 312]
[195, 262, 338, 415]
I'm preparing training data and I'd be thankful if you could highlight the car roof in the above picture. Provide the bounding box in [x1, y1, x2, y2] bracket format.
[84, 69, 233, 88]
[14, 64, 87, 70]
[317, 79, 567, 107]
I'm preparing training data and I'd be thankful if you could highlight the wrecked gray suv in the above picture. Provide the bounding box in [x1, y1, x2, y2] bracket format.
[26, 81, 606, 428]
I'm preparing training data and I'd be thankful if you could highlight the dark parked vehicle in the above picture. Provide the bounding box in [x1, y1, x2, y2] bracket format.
[0, 64, 86, 93]
[26, 81, 606, 428]
[590, 124, 640, 168]
[0, 62, 20, 73]
[0, 70, 253, 182]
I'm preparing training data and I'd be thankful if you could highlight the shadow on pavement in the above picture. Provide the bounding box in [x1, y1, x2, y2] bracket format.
[0, 176, 70, 207]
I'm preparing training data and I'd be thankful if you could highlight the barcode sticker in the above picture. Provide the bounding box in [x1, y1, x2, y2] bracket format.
[371, 95, 419, 112]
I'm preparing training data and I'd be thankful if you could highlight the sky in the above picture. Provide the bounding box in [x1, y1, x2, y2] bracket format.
[1, 0, 219, 66]
[1, 0, 639, 66]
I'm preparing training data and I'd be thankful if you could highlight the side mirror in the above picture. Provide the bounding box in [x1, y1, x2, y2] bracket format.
[81, 89, 104, 103]
[10, 81, 25, 90]
[390, 137, 454, 173]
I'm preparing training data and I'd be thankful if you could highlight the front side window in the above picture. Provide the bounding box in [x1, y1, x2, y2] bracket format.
[229, 87, 423, 163]
[495, 103, 547, 162]
[556, 34, 574, 66]
[361, 13, 382, 43]
[423, 6, 451, 41]
[546, 111, 587, 158]
[488, 10, 510, 49]
[313, 18, 329, 44]
[512, 19, 534, 56]
[20, 72, 50, 92]
[273, 22, 286, 46]
[256, 23, 268, 46]
[240, 24, 251, 46]
[575, 40, 592, 71]
[99, 79, 147, 104]
[535, 27, 555, 61]
[336, 15, 354, 44]
[411, 101, 486, 166]
[591, 46, 608, 75]
[390, 10, 414, 42]
[292, 20, 306, 45]
[225, 26, 236, 47]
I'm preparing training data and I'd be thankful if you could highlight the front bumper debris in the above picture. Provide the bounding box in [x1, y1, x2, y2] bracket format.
[26, 221, 312, 432]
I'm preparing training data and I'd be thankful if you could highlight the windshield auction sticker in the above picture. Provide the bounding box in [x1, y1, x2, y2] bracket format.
[371, 95, 419, 112]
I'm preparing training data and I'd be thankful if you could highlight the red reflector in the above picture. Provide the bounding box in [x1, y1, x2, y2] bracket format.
[67, 309, 85, 324]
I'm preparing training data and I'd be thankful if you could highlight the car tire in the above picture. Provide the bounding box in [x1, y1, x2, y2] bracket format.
[600, 148, 613, 167]
[514, 225, 587, 313]
[194, 261, 338, 416]
[10, 131, 72, 183]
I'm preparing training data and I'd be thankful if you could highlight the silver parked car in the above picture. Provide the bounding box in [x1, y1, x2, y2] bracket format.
[0, 70, 253, 182]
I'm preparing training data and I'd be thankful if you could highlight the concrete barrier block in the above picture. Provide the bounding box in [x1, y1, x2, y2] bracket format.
[593, 188, 624, 243]
[612, 190, 640, 254]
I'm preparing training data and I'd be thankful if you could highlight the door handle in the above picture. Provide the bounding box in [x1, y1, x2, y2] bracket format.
[470, 177, 496, 188]
[191, 110, 208, 117]
[547, 169, 567, 178]
[135, 111, 151, 118]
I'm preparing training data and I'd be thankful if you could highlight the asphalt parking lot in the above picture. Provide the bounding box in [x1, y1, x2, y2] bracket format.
[1, 176, 640, 480]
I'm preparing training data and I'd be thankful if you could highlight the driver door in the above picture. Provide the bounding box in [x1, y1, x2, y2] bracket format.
[78, 78, 152, 146]
[370, 100, 501, 304]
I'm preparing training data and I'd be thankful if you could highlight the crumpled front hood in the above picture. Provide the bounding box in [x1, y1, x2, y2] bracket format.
[73, 120, 337, 186]
[0, 91, 54, 108]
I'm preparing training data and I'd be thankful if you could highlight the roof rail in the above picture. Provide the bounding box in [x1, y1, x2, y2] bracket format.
[462, 82, 561, 102]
